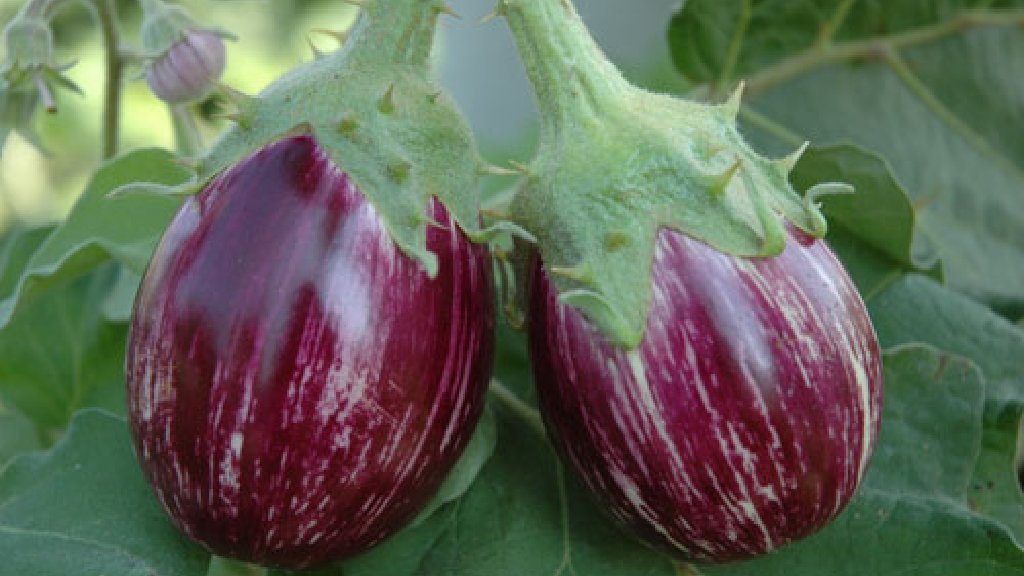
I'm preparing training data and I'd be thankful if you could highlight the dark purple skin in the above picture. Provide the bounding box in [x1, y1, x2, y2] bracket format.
[126, 135, 494, 569]
[529, 228, 882, 563]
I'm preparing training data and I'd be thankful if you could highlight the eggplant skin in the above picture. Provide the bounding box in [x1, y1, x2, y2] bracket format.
[126, 135, 495, 569]
[529, 228, 882, 563]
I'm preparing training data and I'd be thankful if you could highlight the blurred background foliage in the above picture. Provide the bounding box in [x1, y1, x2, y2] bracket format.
[0, 0, 686, 234]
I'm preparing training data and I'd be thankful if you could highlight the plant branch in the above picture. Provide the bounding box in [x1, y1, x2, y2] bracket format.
[742, 9, 1024, 97]
[883, 48, 1024, 183]
[716, 0, 751, 92]
[816, 0, 858, 47]
[487, 379, 546, 438]
[737, 105, 804, 147]
[93, 0, 123, 159]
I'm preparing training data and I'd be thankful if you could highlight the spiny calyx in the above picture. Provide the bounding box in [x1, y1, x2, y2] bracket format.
[498, 0, 851, 347]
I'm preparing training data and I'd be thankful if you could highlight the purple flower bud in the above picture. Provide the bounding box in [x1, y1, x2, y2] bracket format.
[146, 29, 226, 104]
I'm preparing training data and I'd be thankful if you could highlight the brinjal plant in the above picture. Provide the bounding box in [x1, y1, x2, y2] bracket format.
[124, 0, 497, 569]
[495, 0, 883, 562]
[2, 0, 1024, 574]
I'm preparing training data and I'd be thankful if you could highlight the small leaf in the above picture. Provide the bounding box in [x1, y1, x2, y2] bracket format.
[790, 144, 942, 297]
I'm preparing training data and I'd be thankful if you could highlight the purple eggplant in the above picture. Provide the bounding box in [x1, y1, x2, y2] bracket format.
[126, 135, 494, 569]
[528, 227, 882, 562]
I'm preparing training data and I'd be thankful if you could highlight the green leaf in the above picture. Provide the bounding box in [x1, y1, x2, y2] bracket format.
[0, 265, 128, 434]
[867, 273, 1024, 544]
[0, 404, 41, 465]
[0, 409, 209, 576]
[669, 1, 1024, 315]
[790, 144, 942, 298]
[102, 265, 143, 323]
[868, 274, 1024, 401]
[0, 148, 187, 330]
[668, 0, 1021, 86]
[0, 225, 56, 302]
[411, 405, 498, 525]
[693, 345, 1024, 575]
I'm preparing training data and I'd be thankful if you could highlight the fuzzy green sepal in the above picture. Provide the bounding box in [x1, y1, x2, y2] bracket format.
[500, 0, 848, 348]
[139, 0, 232, 57]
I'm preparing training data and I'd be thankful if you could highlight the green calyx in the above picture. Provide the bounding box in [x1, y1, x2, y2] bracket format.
[139, 0, 195, 55]
[118, 0, 488, 277]
[139, 0, 232, 57]
[496, 0, 850, 349]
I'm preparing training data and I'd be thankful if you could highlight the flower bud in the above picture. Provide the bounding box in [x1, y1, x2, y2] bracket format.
[145, 28, 226, 104]
[3, 15, 54, 70]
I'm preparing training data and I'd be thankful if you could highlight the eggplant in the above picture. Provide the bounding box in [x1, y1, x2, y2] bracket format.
[126, 135, 495, 569]
[528, 227, 882, 562]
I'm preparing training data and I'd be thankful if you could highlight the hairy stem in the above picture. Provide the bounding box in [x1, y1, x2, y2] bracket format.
[743, 9, 1024, 97]
[93, 0, 123, 159]
[500, 0, 629, 143]
[170, 104, 203, 157]
[343, 0, 446, 70]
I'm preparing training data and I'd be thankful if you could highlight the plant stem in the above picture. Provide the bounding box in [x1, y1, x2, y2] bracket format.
[499, 0, 630, 142]
[716, 0, 751, 91]
[20, 0, 51, 18]
[93, 0, 123, 159]
[206, 556, 268, 576]
[488, 379, 546, 438]
[743, 9, 1024, 97]
[170, 104, 203, 157]
[342, 0, 445, 70]
[736, 105, 804, 147]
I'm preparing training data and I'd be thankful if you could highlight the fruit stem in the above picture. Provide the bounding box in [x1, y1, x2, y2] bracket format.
[500, 0, 630, 143]
[342, 0, 445, 70]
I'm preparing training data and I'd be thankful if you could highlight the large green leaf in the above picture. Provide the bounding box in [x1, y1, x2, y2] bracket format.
[0, 404, 41, 466]
[0, 148, 186, 330]
[669, 1, 1024, 316]
[0, 409, 209, 576]
[867, 274, 1024, 544]
[869, 274, 1024, 399]
[0, 265, 127, 435]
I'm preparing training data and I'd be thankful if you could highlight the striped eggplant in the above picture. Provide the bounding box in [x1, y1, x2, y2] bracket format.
[497, 0, 883, 561]
[528, 228, 882, 562]
[127, 134, 494, 569]
[124, 1, 499, 567]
